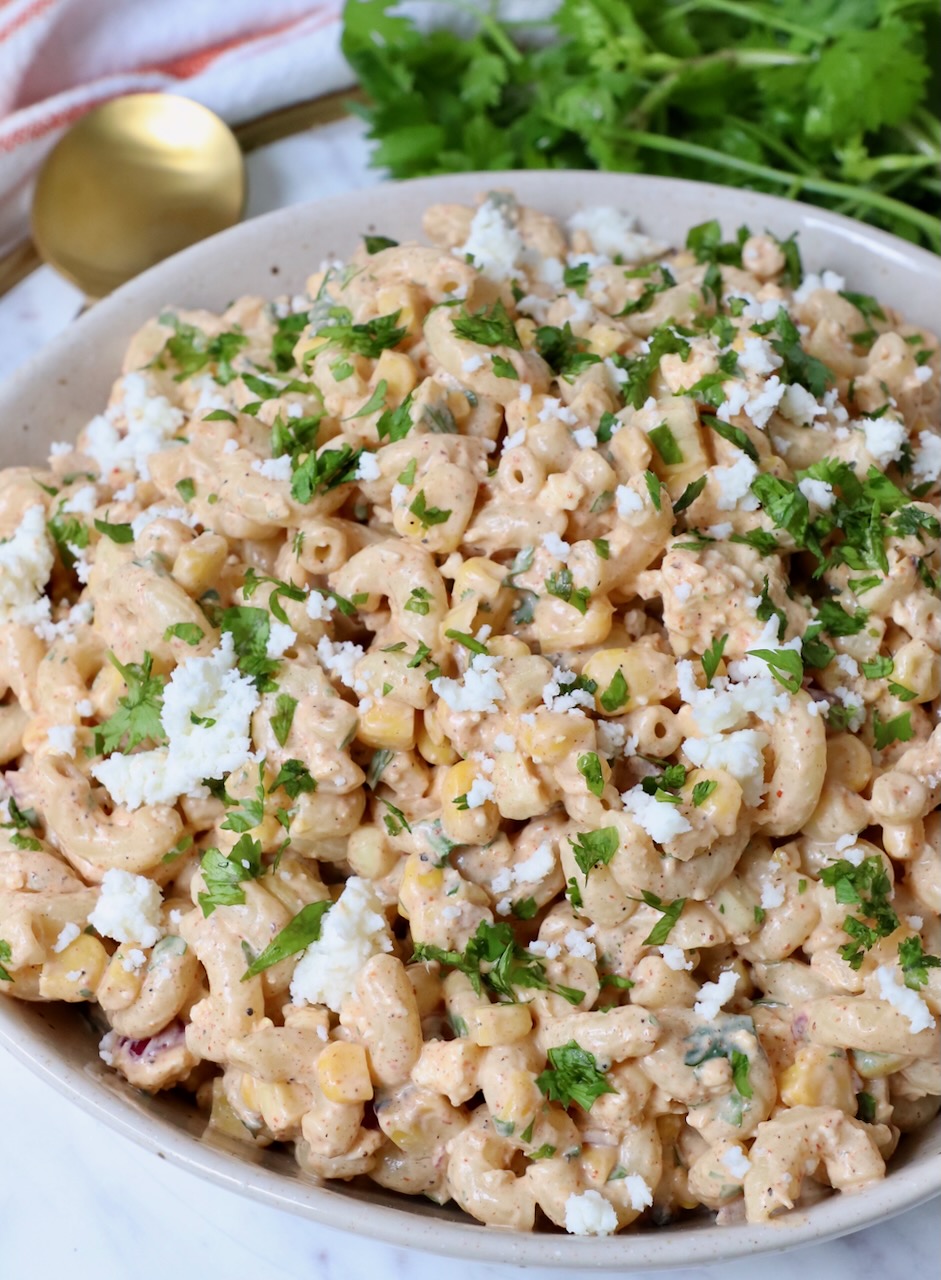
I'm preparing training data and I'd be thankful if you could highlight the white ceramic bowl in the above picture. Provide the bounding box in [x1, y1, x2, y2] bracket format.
[1, 171, 939, 1269]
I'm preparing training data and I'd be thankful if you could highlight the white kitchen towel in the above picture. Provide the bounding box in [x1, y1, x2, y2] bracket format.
[0, 0, 353, 254]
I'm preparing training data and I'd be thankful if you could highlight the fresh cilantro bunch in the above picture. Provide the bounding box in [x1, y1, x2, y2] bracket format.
[342, 0, 940, 250]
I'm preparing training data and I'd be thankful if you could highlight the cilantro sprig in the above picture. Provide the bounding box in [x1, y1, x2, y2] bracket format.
[535, 1041, 616, 1112]
[413, 920, 583, 1006]
[820, 856, 900, 970]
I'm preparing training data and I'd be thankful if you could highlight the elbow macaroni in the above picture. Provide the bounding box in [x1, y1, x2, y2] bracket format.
[1, 195, 938, 1237]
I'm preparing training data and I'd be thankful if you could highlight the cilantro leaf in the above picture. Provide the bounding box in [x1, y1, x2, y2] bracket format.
[409, 489, 451, 528]
[94, 653, 167, 755]
[198, 834, 264, 916]
[534, 322, 601, 378]
[747, 646, 803, 693]
[898, 936, 941, 991]
[453, 300, 520, 349]
[535, 1040, 616, 1112]
[242, 900, 332, 977]
[872, 710, 913, 751]
[599, 668, 629, 714]
[576, 752, 605, 797]
[820, 856, 899, 969]
[701, 633, 728, 686]
[569, 827, 618, 878]
[640, 892, 686, 946]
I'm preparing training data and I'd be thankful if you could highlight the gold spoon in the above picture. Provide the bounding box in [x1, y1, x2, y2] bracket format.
[31, 93, 245, 300]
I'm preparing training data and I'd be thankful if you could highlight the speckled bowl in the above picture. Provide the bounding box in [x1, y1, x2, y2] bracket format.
[1, 172, 938, 1269]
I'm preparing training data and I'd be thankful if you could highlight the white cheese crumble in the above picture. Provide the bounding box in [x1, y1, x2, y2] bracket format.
[693, 969, 739, 1021]
[514, 840, 555, 884]
[563, 1189, 619, 1236]
[621, 785, 692, 843]
[83, 371, 184, 480]
[457, 198, 522, 282]
[316, 636, 367, 694]
[130, 505, 198, 540]
[573, 426, 597, 449]
[0, 505, 54, 627]
[912, 431, 941, 483]
[568, 206, 665, 263]
[624, 1174, 654, 1212]
[120, 947, 147, 974]
[53, 922, 81, 953]
[541, 531, 571, 560]
[289, 877, 392, 1012]
[798, 477, 835, 511]
[462, 354, 485, 373]
[502, 427, 526, 453]
[779, 383, 825, 426]
[676, 626, 791, 734]
[738, 337, 781, 377]
[659, 944, 693, 971]
[720, 1146, 752, 1179]
[563, 928, 597, 962]
[253, 455, 294, 482]
[760, 882, 786, 910]
[266, 621, 297, 660]
[91, 634, 259, 810]
[875, 964, 935, 1034]
[860, 416, 907, 467]
[465, 777, 496, 809]
[674, 582, 692, 603]
[682, 729, 769, 807]
[432, 653, 505, 714]
[88, 868, 163, 947]
[712, 454, 759, 511]
[305, 591, 336, 621]
[706, 522, 733, 540]
[62, 485, 97, 515]
[46, 724, 77, 758]
[493, 732, 516, 752]
[615, 484, 644, 518]
[537, 397, 578, 426]
[793, 269, 846, 303]
[542, 667, 594, 714]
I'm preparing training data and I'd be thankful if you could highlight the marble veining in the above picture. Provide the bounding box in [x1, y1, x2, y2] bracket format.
[0, 116, 937, 1280]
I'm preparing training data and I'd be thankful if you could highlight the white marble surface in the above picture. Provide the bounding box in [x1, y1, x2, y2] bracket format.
[0, 115, 938, 1279]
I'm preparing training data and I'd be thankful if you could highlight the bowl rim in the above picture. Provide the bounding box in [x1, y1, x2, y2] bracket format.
[1, 168, 939, 1268]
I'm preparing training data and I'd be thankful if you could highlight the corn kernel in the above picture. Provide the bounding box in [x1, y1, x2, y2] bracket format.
[583, 645, 675, 711]
[347, 825, 398, 879]
[357, 700, 416, 751]
[779, 1045, 855, 1113]
[468, 1002, 533, 1047]
[586, 323, 626, 359]
[373, 349, 418, 400]
[95, 946, 147, 1011]
[39, 934, 109, 1002]
[516, 317, 537, 349]
[440, 759, 500, 844]
[416, 716, 459, 766]
[376, 284, 425, 338]
[208, 1078, 256, 1142]
[317, 1041, 374, 1103]
[172, 532, 229, 597]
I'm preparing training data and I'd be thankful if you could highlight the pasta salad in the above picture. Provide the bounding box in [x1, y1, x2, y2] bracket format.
[1, 193, 939, 1236]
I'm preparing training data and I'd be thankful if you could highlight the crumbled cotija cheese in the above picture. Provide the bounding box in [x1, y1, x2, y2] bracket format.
[621, 785, 692, 842]
[568, 206, 665, 263]
[46, 724, 78, 758]
[0, 506, 54, 627]
[53, 922, 81, 953]
[83, 371, 184, 480]
[253, 455, 294, 482]
[290, 877, 392, 1012]
[465, 777, 496, 809]
[720, 1146, 752, 1179]
[659, 944, 693, 971]
[682, 729, 769, 807]
[457, 198, 522, 281]
[624, 1174, 654, 1212]
[432, 653, 505, 713]
[91, 634, 259, 810]
[693, 970, 739, 1020]
[615, 484, 644, 518]
[860, 416, 907, 466]
[712, 455, 759, 510]
[875, 964, 935, 1034]
[563, 1189, 619, 1236]
[88, 868, 163, 947]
